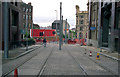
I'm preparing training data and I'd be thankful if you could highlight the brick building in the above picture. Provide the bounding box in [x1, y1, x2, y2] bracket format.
[21, 2, 33, 39]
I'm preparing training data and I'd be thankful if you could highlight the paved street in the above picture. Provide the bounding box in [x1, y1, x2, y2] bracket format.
[3, 43, 118, 76]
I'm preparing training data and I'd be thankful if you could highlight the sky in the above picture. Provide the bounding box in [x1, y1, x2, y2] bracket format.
[22, 0, 88, 29]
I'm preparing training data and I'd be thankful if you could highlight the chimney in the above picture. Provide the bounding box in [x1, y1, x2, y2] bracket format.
[28, 2, 31, 5]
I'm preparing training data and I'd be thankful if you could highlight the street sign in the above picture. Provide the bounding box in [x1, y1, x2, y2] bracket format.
[21, 29, 26, 34]
[90, 27, 96, 30]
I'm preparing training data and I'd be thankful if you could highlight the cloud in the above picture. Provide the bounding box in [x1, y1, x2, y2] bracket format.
[22, 0, 88, 27]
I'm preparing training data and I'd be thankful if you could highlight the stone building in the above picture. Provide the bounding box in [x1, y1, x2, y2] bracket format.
[75, 5, 88, 40]
[87, 2, 99, 47]
[1, 2, 23, 50]
[88, 0, 120, 52]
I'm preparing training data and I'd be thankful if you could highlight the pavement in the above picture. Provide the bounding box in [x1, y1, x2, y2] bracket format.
[2, 44, 42, 64]
[80, 45, 119, 61]
[1, 44, 42, 77]
[0, 50, 2, 77]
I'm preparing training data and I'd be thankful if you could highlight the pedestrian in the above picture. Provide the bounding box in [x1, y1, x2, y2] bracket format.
[43, 38, 47, 47]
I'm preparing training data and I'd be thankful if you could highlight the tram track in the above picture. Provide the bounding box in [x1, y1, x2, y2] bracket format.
[3, 46, 49, 77]
[65, 46, 88, 76]
[66, 45, 118, 76]
[36, 46, 54, 77]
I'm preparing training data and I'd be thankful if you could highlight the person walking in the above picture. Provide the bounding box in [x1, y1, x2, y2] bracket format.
[43, 38, 47, 47]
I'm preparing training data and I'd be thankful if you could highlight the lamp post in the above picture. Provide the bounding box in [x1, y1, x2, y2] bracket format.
[26, 8, 28, 51]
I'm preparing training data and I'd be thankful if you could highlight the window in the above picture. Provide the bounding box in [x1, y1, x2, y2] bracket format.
[40, 32, 43, 36]
[23, 23, 25, 28]
[11, 2, 13, 4]
[29, 15, 32, 20]
[80, 27, 83, 31]
[15, 2, 17, 6]
[29, 24, 31, 28]
[118, 11, 120, 29]
[23, 8, 25, 12]
[26, 15, 28, 20]
[23, 15, 25, 20]
[26, 8, 28, 12]
[29, 9, 31, 12]
[116, 9, 120, 29]
[80, 20, 83, 24]
[81, 15, 84, 18]
[12, 10, 18, 26]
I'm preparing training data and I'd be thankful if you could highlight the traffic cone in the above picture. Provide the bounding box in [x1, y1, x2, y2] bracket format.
[96, 53, 100, 60]
[89, 51, 92, 56]
[14, 68, 18, 77]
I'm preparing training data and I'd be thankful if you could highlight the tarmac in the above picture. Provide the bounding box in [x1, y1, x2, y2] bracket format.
[5, 43, 119, 76]
[1, 43, 119, 76]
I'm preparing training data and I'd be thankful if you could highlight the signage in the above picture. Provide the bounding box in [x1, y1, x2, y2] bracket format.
[21, 29, 26, 34]
[90, 27, 96, 30]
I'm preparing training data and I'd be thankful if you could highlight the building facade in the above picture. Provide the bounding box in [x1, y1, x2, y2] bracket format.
[87, 2, 99, 47]
[33, 24, 40, 29]
[52, 20, 70, 36]
[88, 1, 120, 52]
[30, 29, 56, 41]
[40, 26, 52, 29]
[21, 2, 33, 39]
[2, 2, 22, 50]
[76, 5, 88, 40]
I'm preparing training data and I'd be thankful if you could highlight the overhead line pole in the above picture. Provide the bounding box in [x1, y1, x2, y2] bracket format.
[59, 2, 62, 50]
[3, 2, 9, 59]
[65, 19, 67, 44]
[55, 10, 58, 42]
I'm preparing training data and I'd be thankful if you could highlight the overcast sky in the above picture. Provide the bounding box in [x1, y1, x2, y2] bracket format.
[22, 0, 88, 28]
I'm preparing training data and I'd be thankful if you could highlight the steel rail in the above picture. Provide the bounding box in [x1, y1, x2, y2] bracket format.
[65, 46, 88, 76]
[36, 46, 54, 77]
